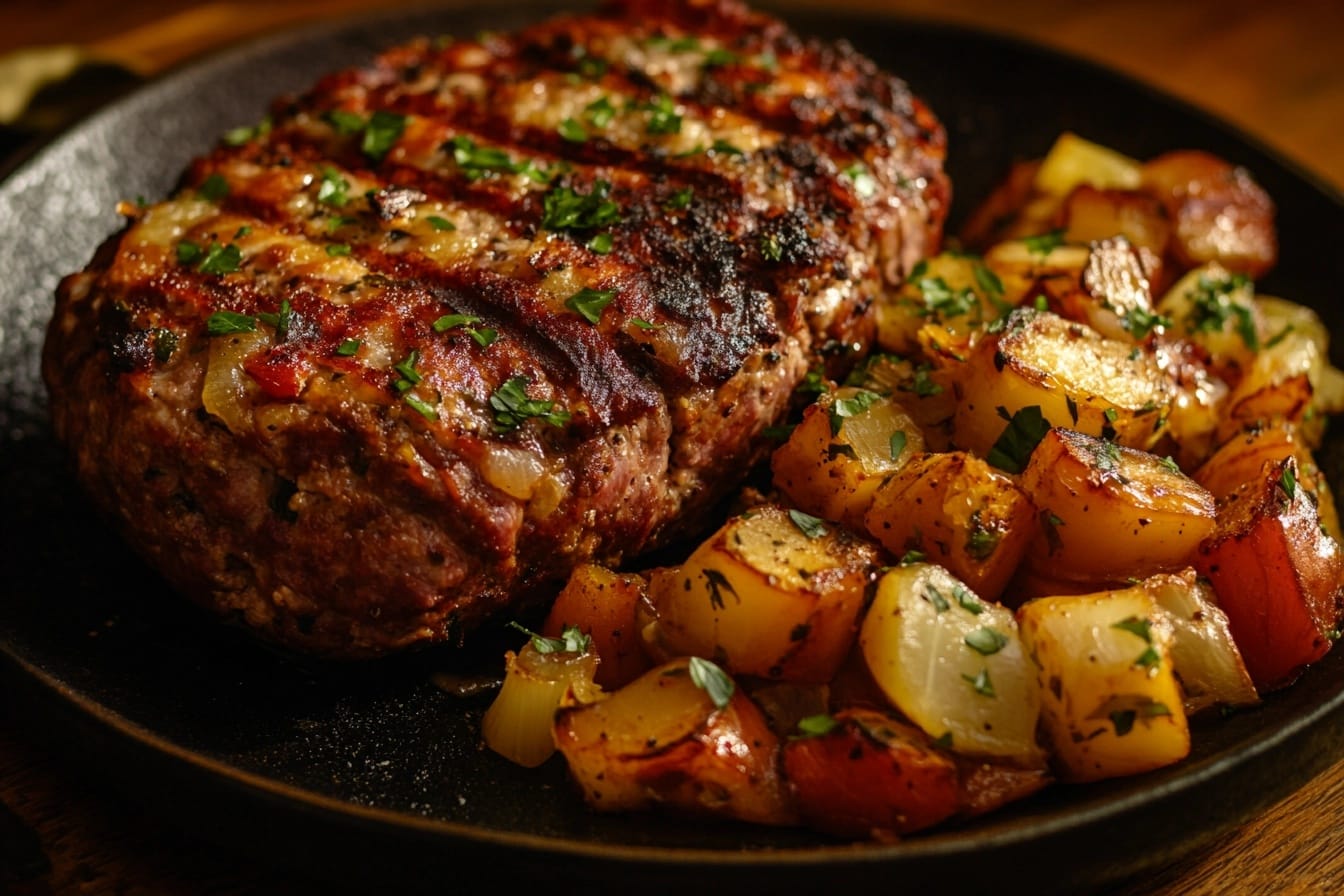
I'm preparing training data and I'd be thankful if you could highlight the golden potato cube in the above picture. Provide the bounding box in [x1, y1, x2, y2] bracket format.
[951, 309, 1174, 458]
[864, 451, 1035, 602]
[1019, 428, 1216, 583]
[1034, 132, 1143, 197]
[1157, 263, 1262, 380]
[771, 389, 924, 532]
[1017, 587, 1190, 782]
[875, 251, 1006, 355]
[860, 564, 1042, 761]
[646, 504, 883, 683]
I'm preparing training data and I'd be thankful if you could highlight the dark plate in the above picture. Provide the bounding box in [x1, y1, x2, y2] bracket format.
[3, 3, 1344, 893]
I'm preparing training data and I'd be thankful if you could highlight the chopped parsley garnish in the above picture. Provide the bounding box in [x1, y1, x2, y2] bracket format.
[916, 276, 979, 320]
[426, 215, 456, 231]
[197, 242, 242, 276]
[645, 94, 682, 135]
[150, 329, 177, 364]
[445, 135, 549, 182]
[584, 96, 616, 129]
[392, 350, 423, 390]
[541, 180, 621, 232]
[509, 620, 593, 655]
[828, 389, 881, 436]
[361, 110, 407, 162]
[433, 313, 482, 333]
[558, 117, 588, 143]
[986, 405, 1051, 474]
[900, 550, 926, 565]
[904, 365, 943, 398]
[403, 393, 439, 421]
[631, 318, 662, 331]
[964, 627, 1009, 656]
[710, 138, 744, 157]
[788, 508, 828, 539]
[973, 264, 1006, 306]
[335, 338, 362, 357]
[954, 584, 985, 615]
[925, 585, 950, 613]
[1110, 709, 1137, 736]
[574, 50, 608, 80]
[256, 299, 292, 341]
[222, 117, 271, 146]
[794, 714, 839, 738]
[198, 173, 230, 201]
[490, 375, 571, 432]
[1024, 228, 1066, 255]
[317, 166, 350, 207]
[587, 232, 613, 254]
[206, 310, 257, 336]
[966, 526, 1001, 561]
[1184, 272, 1257, 348]
[325, 243, 352, 257]
[687, 656, 734, 709]
[324, 109, 366, 135]
[1280, 464, 1298, 501]
[664, 186, 693, 210]
[703, 48, 739, 67]
[565, 287, 616, 325]
[1159, 455, 1181, 474]
[234, 225, 252, 239]
[760, 233, 783, 262]
[963, 667, 996, 697]
[1121, 305, 1172, 339]
[176, 240, 203, 266]
[890, 431, 907, 461]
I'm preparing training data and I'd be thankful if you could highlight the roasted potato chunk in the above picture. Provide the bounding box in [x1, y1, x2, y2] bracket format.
[553, 658, 796, 826]
[543, 564, 652, 690]
[1140, 149, 1277, 278]
[482, 631, 600, 769]
[875, 252, 1007, 355]
[1017, 586, 1191, 782]
[1143, 570, 1258, 714]
[860, 564, 1042, 761]
[782, 709, 958, 839]
[771, 390, 923, 532]
[645, 505, 883, 683]
[864, 451, 1035, 602]
[1019, 428, 1216, 584]
[1034, 132, 1144, 197]
[1193, 457, 1344, 691]
[1157, 263, 1262, 381]
[951, 310, 1174, 457]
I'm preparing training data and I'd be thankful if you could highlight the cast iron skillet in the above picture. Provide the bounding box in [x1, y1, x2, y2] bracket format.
[3, 3, 1343, 893]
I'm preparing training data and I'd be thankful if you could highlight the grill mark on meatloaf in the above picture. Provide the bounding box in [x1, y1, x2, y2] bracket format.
[45, 0, 948, 655]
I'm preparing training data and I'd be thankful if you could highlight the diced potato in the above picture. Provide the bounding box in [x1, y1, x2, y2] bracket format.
[1154, 340, 1231, 470]
[859, 564, 1042, 761]
[982, 238, 1091, 310]
[1017, 586, 1191, 782]
[1019, 428, 1216, 583]
[875, 252, 1006, 355]
[1142, 570, 1258, 714]
[1140, 149, 1277, 278]
[771, 389, 923, 532]
[1193, 422, 1340, 539]
[553, 658, 797, 825]
[482, 635, 600, 768]
[1193, 457, 1344, 691]
[543, 564, 652, 690]
[782, 708, 958, 838]
[1032, 237, 1164, 344]
[644, 504, 883, 683]
[1157, 263, 1262, 381]
[1060, 186, 1171, 273]
[864, 451, 1035, 602]
[951, 310, 1174, 457]
[1035, 132, 1143, 196]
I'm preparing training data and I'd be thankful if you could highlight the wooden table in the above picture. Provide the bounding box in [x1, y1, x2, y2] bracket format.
[4, 1, 1344, 893]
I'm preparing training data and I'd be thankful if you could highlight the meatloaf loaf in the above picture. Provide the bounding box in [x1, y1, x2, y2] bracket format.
[42, 0, 948, 657]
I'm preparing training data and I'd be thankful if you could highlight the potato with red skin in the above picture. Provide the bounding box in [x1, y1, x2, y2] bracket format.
[1194, 456, 1344, 691]
[954, 756, 1052, 818]
[1140, 149, 1278, 278]
[782, 709, 958, 839]
[543, 564, 652, 690]
[554, 658, 797, 826]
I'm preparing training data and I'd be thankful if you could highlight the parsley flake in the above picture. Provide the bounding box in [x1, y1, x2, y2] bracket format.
[558, 117, 588, 143]
[317, 167, 350, 207]
[426, 215, 456, 231]
[198, 173, 230, 202]
[335, 338, 362, 357]
[794, 714, 839, 738]
[963, 667, 996, 697]
[964, 627, 1009, 656]
[687, 656, 735, 709]
[788, 509, 828, 539]
[986, 405, 1051, 474]
[490, 375, 571, 432]
[206, 310, 257, 336]
[565, 287, 616, 325]
[541, 180, 621, 232]
[1024, 228, 1066, 255]
[828, 389, 881, 436]
[361, 110, 407, 163]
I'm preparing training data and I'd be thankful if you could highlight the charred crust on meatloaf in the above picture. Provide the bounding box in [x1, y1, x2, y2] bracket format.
[41, 0, 948, 657]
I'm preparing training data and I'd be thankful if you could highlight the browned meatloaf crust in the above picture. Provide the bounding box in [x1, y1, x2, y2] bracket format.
[41, 0, 948, 657]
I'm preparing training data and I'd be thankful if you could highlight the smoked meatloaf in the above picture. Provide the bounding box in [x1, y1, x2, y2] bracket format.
[42, 0, 948, 657]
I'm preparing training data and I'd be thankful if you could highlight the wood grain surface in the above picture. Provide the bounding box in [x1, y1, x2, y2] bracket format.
[3, 1, 1344, 894]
